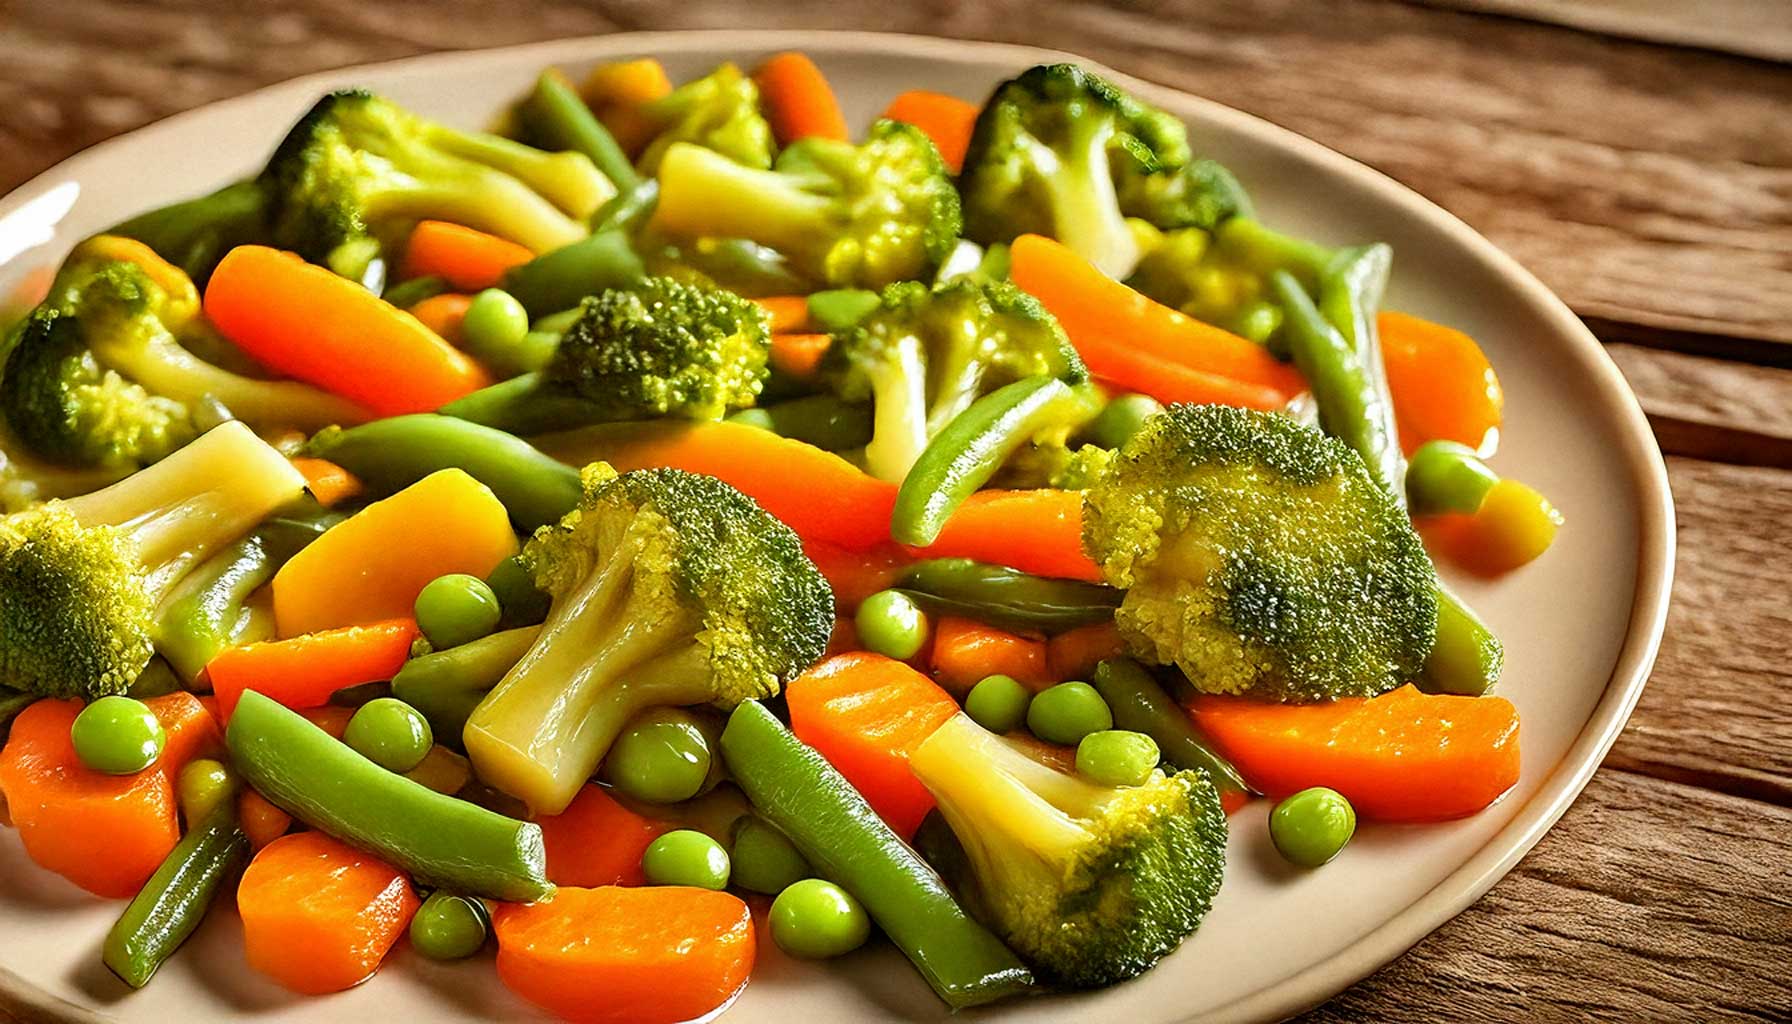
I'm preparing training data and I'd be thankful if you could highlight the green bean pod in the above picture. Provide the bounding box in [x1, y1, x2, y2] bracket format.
[1419, 586, 1505, 696]
[502, 230, 644, 317]
[592, 179, 660, 235]
[728, 395, 872, 451]
[380, 274, 451, 310]
[896, 558, 1120, 635]
[440, 373, 611, 437]
[1091, 658, 1251, 795]
[391, 625, 542, 747]
[720, 701, 1034, 1009]
[516, 69, 640, 193]
[103, 802, 250, 988]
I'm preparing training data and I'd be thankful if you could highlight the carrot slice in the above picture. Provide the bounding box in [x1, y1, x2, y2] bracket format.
[401, 220, 536, 292]
[408, 292, 474, 347]
[1188, 684, 1521, 822]
[0, 699, 179, 898]
[880, 90, 978, 173]
[144, 692, 222, 784]
[536, 784, 670, 888]
[239, 788, 293, 850]
[1046, 621, 1127, 682]
[905, 489, 1101, 582]
[493, 885, 755, 1024]
[752, 52, 849, 144]
[206, 619, 419, 720]
[787, 653, 961, 839]
[802, 539, 912, 611]
[290, 456, 363, 508]
[1379, 310, 1503, 455]
[770, 332, 832, 379]
[204, 245, 493, 417]
[581, 59, 675, 154]
[753, 295, 811, 333]
[238, 831, 419, 994]
[930, 617, 1053, 695]
[300, 706, 354, 740]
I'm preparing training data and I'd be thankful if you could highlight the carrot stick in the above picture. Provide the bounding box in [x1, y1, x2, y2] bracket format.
[1188, 684, 1521, 822]
[0, 699, 179, 898]
[206, 619, 419, 720]
[494, 885, 755, 1024]
[408, 292, 474, 347]
[904, 489, 1101, 582]
[802, 539, 912, 611]
[1379, 310, 1504, 454]
[786, 653, 961, 839]
[770, 332, 832, 379]
[290, 456, 364, 508]
[238, 788, 293, 850]
[1010, 234, 1306, 405]
[535, 783, 671, 888]
[1089, 351, 1289, 410]
[205, 245, 493, 417]
[401, 220, 536, 292]
[880, 90, 978, 173]
[929, 617, 1052, 696]
[238, 831, 419, 994]
[753, 295, 811, 333]
[1046, 621, 1127, 682]
[144, 692, 222, 785]
[753, 52, 849, 145]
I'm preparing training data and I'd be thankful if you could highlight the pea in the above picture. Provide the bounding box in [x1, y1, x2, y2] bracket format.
[1026, 681, 1112, 746]
[603, 708, 712, 805]
[1075, 730, 1160, 787]
[415, 573, 503, 650]
[855, 590, 929, 661]
[964, 674, 1031, 734]
[410, 892, 489, 961]
[70, 696, 165, 775]
[642, 830, 730, 890]
[1405, 440, 1499, 516]
[769, 879, 870, 959]
[1270, 787, 1357, 868]
[177, 758, 239, 824]
[1088, 393, 1164, 450]
[461, 288, 530, 354]
[344, 698, 434, 773]
[729, 816, 810, 896]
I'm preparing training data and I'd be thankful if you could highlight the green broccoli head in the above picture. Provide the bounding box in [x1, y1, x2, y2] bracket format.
[463, 463, 833, 815]
[650, 120, 961, 289]
[1084, 403, 1437, 702]
[909, 713, 1227, 989]
[543, 276, 770, 422]
[959, 63, 1191, 278]
[262, 90, 613, 285]
[1118, 157, 1253, 234]
[633, 62, 776, 174]
[1128, 218, 1339, 346]
[996, 441, 1115, 491]
[822, 278, 1087, 482]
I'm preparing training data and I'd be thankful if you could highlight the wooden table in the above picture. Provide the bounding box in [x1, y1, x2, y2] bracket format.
[3, 1, 1789, 1019]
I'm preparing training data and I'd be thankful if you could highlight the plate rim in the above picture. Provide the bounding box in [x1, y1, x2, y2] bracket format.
[0, 28, 1676, 1024]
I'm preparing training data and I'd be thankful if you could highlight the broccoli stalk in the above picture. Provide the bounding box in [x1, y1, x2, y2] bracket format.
[462, 464, 833, 815]
[909, 713, 1227, 989]
[0, 421, 308, 699]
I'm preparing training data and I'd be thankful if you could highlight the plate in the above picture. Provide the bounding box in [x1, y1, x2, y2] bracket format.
[0, 29, 1674, 1024]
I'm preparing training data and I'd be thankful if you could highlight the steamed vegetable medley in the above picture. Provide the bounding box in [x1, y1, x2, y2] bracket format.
[0, 50, 1558, 1021]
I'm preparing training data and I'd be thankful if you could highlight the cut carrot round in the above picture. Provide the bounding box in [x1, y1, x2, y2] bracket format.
[238, 788, 293, 851]
[1379, 310, 1503, 454]
[290, 456, 364, 508]
[929, 617, 1053, 695]
[904, 489, 1101, 582]
[408, 293, 474, 347]
[752, 52, 849, 144]
[535, 784, 671, 888]
[144, 692, 222, 784]
[401, 220, 536, 292]
[206, 619, 420, 720]
[753, 295, 812, 333]
[1046, 621, 1127, 683]
[769, 332, 832, 379]
[880, 90, 978, 173]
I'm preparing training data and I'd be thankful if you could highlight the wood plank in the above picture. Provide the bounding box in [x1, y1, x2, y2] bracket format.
[1418, 0, 1792, 63]
[1608, 344, 1792, 467]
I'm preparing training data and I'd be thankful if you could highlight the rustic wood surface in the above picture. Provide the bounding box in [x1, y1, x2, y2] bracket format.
[1, 1, 1788, 1021]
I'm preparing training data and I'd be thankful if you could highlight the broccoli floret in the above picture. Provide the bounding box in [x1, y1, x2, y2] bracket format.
[631, 62, 776, 174]
[263, 90, 614, 285]
[909, 713, 1226, 989]
[959, 63, 1191, 279]
[0, 421, 308, 699]
[1084, 403, 1437, 702]
[822, 278, 1086, 482]
[462, 464, 833, 815]
[1128, 218, 1338, 346]
[0, 238, 367, 471]
[1118, 157, 1253, 234]
[542, 276, 771, 421]
[997, 441, 1114, 491]
[649, 120, 961, 289]
[108, 179, 272, 285]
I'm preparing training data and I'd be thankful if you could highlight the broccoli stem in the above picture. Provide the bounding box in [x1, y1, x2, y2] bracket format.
[517, 69, 640, 194]
[650, 143, 834, 256]
[861, 335, 932, 483]
[368, 175, 589, 256]
[417, 121, 614, 221]
[391, 625, 542, 749]
[1038, 118, 1139, 279]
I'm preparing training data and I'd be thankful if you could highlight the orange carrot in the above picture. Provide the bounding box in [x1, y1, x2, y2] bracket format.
[0, 699, 179, 898]
[408, 292, 474, 347]
[1010, 234, 1305, 406]
[494, 886, 755, 1024]
[1379, 310, 1503, 454]
[752, 52, 849, 145]
[802, 540, 912, 611]
[1088, 351, 1290, 410]
[905, 489, 1101, 582]
[787, 653, 961, 839]
[1189, 684, 1521, 822]
[770, 332, 832, 379]
[300, 706, 355, 740]
[536, 784, 670, 888]
[207, 619, 419, 720]
[581, 59, 675, 154]
[401, 220, 535, 291]
[754, 295, 811, 333]
[533, 421, 899, 551]
[930, 617, 1053, 695]
[880, 90, 978, 173]
[1046, 621, 1127, 682]
[290, 456, 363, 508]
[144, 692, 222, 784]
[238, 831, 419, 994]
[825, 617, 861, 656]
[239, 788, 293, 850]
[204, 245, 493, 417]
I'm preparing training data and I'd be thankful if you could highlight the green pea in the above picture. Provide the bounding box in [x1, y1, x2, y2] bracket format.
[1026, 681, 1113, 746]
[603, 708, 713, 804]
[462, 288, 530, 354]
[1075, 730, 1160, 787]
[1406, 439, 1500, 516]
[70, 696, 165, 775]
[1270, 786, 1357, 868]
[410, 892, 489, 960]
[1088, 393, 1164, 450]
[729, 816, 810, 895]
[176, 758, 239, 824]
[964, 674, 1031, 734]
[415, 573, 503, 650]
[642, 830, 730, 890]
[344, 698, 434, 773]
[855, 590, 929, 661]
[769, 879, 870, 959]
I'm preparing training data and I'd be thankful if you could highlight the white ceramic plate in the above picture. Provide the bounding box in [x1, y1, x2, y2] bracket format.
[0, 29, 1673, 1024]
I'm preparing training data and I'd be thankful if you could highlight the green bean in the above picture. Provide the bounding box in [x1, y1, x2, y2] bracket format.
[502, 230, 644, 317]
[390, 625, 542, 747]
[516, 69, 639, 193]
[1091, 658, 1250, 795]
[896, 558, 1121, 635]
[380, 274, 451, 309]
[103, 802, 250, 988]
[592, 179, 659, 234]
[647, 237, 807, 298]
[1420, 586, 1504, 696]
[1406, 439, 1499, 515]
[727, 395, 872, 451]
[440, 373, 610, 437]
[806, 289, 882, 333]
[531, 308, 584, 334]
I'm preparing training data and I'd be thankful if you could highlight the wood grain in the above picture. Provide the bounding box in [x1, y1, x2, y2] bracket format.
[1419, 0, 1792, 63]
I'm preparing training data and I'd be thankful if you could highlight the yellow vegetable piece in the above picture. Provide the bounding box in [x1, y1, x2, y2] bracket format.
[272, 469, 518, 637]
[1473, 478, 1562, 572]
